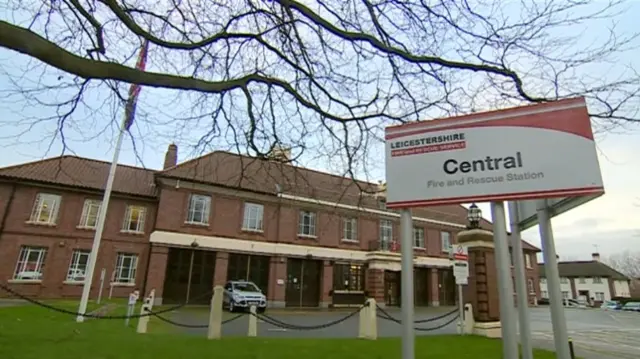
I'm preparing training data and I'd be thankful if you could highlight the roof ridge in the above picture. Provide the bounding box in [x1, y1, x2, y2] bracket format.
[0, 154, 157, 173]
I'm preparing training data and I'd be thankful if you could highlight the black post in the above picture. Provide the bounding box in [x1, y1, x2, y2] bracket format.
[568, 338, 575, 359]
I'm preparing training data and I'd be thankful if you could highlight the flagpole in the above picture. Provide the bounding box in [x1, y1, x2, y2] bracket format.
[76, 118, 128, 323]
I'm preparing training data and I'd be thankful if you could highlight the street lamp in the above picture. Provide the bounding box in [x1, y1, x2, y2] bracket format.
[467, 203, 482, 229]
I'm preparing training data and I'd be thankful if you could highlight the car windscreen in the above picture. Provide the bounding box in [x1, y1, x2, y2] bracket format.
[233, 283, 260, 292]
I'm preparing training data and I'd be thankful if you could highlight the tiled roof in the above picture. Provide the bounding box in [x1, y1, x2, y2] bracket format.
[538, 261, 629, 280]
[0, 156, 157, 197]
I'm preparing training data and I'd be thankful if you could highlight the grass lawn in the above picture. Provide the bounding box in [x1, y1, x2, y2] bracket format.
[0, 303, 560, 359]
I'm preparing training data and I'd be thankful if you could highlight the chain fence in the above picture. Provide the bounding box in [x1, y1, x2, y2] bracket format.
[150, 311, 245, 329]
[376, 304, 461, 332]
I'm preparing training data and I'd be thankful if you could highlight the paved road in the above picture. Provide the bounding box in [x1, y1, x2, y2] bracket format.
[163, 306, 461, 338]
[526, 307, 640, 359]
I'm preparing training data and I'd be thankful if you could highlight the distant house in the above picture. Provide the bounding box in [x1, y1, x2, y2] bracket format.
[630, 278, 640, 298]
[538, 253, 631, 306]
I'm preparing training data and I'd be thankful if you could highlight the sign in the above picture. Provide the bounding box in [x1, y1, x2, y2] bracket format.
[452, 244, 469, 285]
[384, 97, 604, 208]
[514, 195, 602, 231]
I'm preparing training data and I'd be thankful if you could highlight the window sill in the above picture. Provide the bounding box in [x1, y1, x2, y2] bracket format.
[341, 239, 359, 243]
[298, 234, 317, 239]
[184, 221, 209, 227]
[76, 225, 96, 230]
[25, 221, 57, 227]
[8, 279, 42, 284]
[241, 228, 264, 234]
[63, 281, 85, 285]
[110, 282, 135, 287]
[119, 230, 145, 235]
[413, 247, 426, 250]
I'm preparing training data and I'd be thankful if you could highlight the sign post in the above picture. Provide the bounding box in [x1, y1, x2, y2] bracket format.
[452, 244, 469, 335]
[97, 268, 106, 305]
[399, 210, 415, 359]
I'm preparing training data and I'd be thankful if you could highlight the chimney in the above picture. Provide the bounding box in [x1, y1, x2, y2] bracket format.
[592, 252, 600, 262]
[163, 143, 178, 169]
[270, 145, 291, 162]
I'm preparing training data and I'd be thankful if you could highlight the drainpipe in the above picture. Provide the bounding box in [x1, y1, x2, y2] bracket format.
[0, 183, 17, 240]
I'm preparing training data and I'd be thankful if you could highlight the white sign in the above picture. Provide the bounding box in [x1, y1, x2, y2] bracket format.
[384, 97, 604, 208]
[514, 195, 602, 231]
[452, 244, 469, 285]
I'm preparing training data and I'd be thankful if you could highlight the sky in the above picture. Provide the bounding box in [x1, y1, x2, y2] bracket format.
[0, 1, 639, 262]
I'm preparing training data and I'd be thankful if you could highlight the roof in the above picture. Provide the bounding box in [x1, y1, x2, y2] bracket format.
[538, 261, 629, 280]
[0, 156, 156, 197]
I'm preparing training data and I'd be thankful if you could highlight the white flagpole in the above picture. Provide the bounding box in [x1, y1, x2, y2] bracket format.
[76, 118, 128, 322]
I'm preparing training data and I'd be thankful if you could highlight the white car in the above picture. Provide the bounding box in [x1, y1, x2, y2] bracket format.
[223, 280, 267, 313]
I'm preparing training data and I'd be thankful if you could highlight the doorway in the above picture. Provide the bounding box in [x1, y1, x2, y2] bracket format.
[384, 270, 401, 306]
[162, 247, 216, 305]
[414, 268, 430, 306]
[226, 253, 271, 295]
[438, 268, 456, 306]
[285, 258, 322, 307]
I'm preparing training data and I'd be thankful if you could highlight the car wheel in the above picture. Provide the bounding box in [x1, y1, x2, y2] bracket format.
[228, 301, 235, 313]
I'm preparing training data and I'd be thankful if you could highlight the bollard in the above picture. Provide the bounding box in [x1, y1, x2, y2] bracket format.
[136, 300, 151, 334]
[366, 298, 378, 340]
[248, 305, 258, 337]
[148, 288, 156, 308]
[463, 303, 475, 334]
[207, 285, 224, 340]
[358, 299, 370, 339]
[568, 337, 575, 359]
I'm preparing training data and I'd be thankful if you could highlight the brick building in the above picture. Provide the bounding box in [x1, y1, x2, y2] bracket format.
[0, 145, 541, 307]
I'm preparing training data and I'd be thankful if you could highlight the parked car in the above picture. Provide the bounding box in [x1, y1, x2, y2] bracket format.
[600, 300, 622, 311]
[223, 280, 267, 313]
[622, 302, 640, 312]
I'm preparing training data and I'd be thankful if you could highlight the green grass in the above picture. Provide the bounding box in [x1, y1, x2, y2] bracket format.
[0, 303, 560, 359]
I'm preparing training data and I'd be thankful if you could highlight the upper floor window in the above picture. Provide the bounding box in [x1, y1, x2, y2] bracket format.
[540, 278, 547, 284]
[343, 217, 357, 241]
[579, 277, 586, 284]
[298, 210, 316, 237]
[79, 199, 102, 228]
[560, 277, 568, 284]
[243, 203, 264, 231]
[13, 246, 47, 281]
[413, 227, 425, 248]
[122, 205, 146, 233]
[187, 194, 211, 225]
[67, 250, 90, 282]
[114, 253, 138, 284]
[29, 193, 61, 225]
[379, 219, 393, 243]
[592, 276, 602, 284]
[440, 231, 451, 253]
[541, 290, 548, 298]
[525, 253, 532, 268]
[527, 278, 535, 294]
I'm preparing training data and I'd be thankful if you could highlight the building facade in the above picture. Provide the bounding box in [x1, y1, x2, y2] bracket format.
[538, 253, 631, 306]
[0, 145, 541, 307]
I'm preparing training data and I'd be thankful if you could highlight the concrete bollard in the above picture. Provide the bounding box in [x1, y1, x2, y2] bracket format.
[136, 300, 151, 334]
[148, 289, 156, 308]
[463, 303, 475, 334]
[207, 285, 224, 340]
[248, 305, 257, 337]
[358, 299, 370, 339]
[366, 298, 378, 340]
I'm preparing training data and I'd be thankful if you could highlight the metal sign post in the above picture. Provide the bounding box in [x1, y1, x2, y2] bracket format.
[97, 268, 106, 305]
[399, 209, 415, 359]
[452, 244, 469, 335]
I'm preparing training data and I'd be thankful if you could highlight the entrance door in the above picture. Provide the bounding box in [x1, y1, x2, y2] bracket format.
[285, 258, 322, 307]
[438, 268, 456, 306]
[384, 270, 401, 306]
[226, 253, 271, 295]
[414, 268, 430, 306]
[162, 248, 216, 305]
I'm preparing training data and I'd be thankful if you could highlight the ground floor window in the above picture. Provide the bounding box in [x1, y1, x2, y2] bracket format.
[13, 246, 47, 280]
[333, 263, 365, 291]
[595, 292, 605, 301]
[541, 291, 548, 298]
[67, 250, 90, 282]
[114, 253, 138, 284]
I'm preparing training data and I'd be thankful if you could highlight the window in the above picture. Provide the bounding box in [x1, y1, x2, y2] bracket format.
[377, 198, 386, 210]
[79, 199, 102, 228]
[186, 194, 211, 224]
[380, 219, 393, 242]
[540, 278, 546, 284]
[527, 279, 535, 294]
[440, 231, 451, 252]
[560, 277, 568, 284]
[562, 291, 569, 299]
[29, 193, 61, 224]
[342, 217, 357, 241]
[525, 254, 532, 268]
[579, 277, 586, 284]
[333, 264, 365, 291]
[242, 203, 264, 231]
[66, 250, 90, 282]
[298, 210, 316, 237]
[114, 253, 138, 284]
[592, 276, 602, 284]
[541, 291, 548, 298]
[13, 246, 47, 280]
[122, 205, 146, 233]
[413, 227, 425, 248]
[509, 249, 514, 266]
[595, 292, 605, 301]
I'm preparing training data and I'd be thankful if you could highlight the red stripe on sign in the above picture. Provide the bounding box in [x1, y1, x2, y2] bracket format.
[391, 141, 466, 157]
[386, 186, 604, 208]
[385, 97, 593, 141]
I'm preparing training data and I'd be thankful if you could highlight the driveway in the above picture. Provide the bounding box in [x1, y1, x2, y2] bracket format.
[526, 307, 640, 359]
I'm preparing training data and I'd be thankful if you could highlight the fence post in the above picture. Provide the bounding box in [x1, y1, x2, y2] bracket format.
[136, 299, 151, 334]
[358, 299, 370, 339]
[207, 285, 224, 340]
[366, 298, 378, 340]
[248, 305, 258, 337]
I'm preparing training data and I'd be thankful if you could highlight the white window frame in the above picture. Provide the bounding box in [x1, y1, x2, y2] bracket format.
[114, 253, 138, 284]
[541, 291, 548, 298]
[298, 210, 316, 237]
[540, 278, 547, 284]
[525, 254, 532, 268]
[595, 292, 605, 301]
[579, 277, 586, 284]
[560, 277, 568, 284]
[79, 199, 102, 228]
[592, 276, 602, 284]
[186, 194, 211, 225]
[562, 291, 569, 299]
[122, 205, 146, 233]
[379, 219, 393, 243]
[13, 246, 47, 281]
[242, 202, 264, 231]
[413, 227, 425, 248]
[440, 231, 451, 253]
[342, 217, 358, 241]
[527, 278, 535, 294]
[66, 250, 90, 282]
[29, 193, 61, 225]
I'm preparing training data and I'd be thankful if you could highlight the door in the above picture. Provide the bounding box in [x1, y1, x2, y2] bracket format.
[384, 270, 401, 306]
[285, 258, 322, 307]
[414, 268, 430, 306]
[226, 253, 271, 295]
[439, 268, 456, 306]
[162, 248, 216, 305]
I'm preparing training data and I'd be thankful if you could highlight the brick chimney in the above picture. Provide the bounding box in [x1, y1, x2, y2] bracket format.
[163, 143, 178, 169]
[592, 252, 600, 262]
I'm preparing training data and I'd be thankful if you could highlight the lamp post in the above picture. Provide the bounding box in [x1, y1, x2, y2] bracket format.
[467, 203, 482, 229]
[185, 239, 199, 304]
